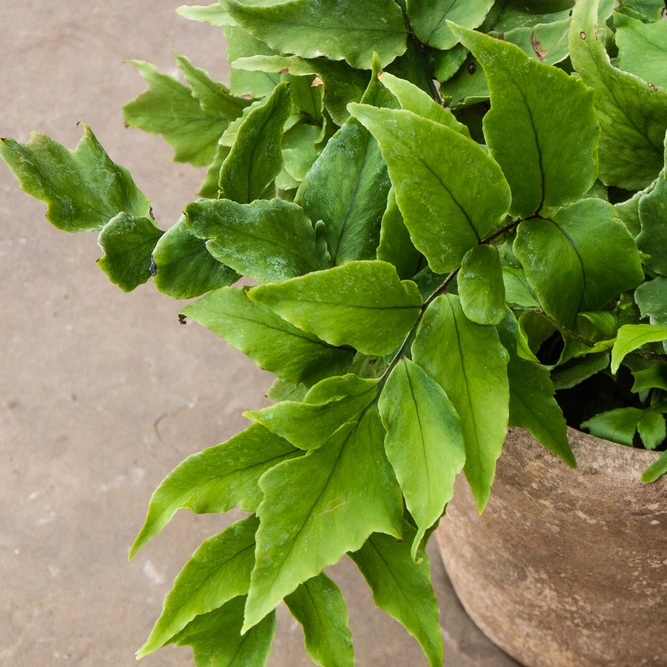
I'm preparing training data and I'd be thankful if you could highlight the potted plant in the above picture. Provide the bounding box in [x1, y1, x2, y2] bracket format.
[2, 0, 666, 665]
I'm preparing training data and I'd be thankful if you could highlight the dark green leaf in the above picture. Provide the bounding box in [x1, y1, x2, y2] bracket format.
[632, 365, 667, 393]
[637, 170, 667, 276]
[0, 125, 150, 232]
[615, 12, 667, 90]
[618, 0, 666, 23]
[581, 406, 665, 449]
[248, 261, 423, 356]
[458, 244, 505, 325]
[642, 451, 667, 483]
[635, 277, 667, 327]
[199, 143, 231, 199]
[377, 189, 422, 280]
[412, 294, 510, 512]
[183, 287, 353, 387]
[439, 54, 489, 107]
[349, 105, 511, 273]
[502, 267, 539, 309]
[551, 353, 610, 390]
[430, 44, 468, 83]
[97, 213, 163, 292]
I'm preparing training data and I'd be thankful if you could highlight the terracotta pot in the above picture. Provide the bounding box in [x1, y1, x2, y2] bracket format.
[436, 427, 667, 667]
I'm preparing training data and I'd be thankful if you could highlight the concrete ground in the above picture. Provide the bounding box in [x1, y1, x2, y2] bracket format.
[0, 2, 521, 665]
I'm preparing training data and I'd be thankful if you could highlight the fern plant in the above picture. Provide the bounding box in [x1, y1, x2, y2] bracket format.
[2, 0, 667, 664]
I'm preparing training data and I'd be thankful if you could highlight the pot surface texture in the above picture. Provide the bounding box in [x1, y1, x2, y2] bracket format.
[437, 427, 667, 667]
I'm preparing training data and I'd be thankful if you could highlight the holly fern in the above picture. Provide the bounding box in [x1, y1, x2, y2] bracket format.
[2, 0, 667, 665]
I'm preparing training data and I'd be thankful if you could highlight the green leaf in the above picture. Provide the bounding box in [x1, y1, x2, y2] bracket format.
[97, 213, 163, 292]
[350, 524, 443, 667]
[349, 105, 511, 273]
[284, 573, 355, 667]
[185, 198, 329, 283]
[439, 54, 489, 107]
[243, 407, 403, 631]
[484, 5, 572, 32]
[222, 0, 408, 70]
[407, 0, 494, 50]
[611, 324, 667, 373]
[130, 424, 300, 558]
[570, 0, 667, 189]
[152, 217, 239, 300]
[581, 407, 644, 446]
[502, 267, 539, 309]
[615, 12, 667, 89]
[295, 60, 396, 265]
[176, 3, 234, 26]
[123, 61, 228, 167]
[638, 410, 667, 450]
[183, 287, 353, 387]
[199, 143, 231, 199]
[282, 123, 321, 183]
[137, 515, 259, 658]
[219, 82, 292, 204]
[0, 125, 150, 232]
[430, 43, 468, 83]
[246, 375, 379, 450]
[248, 261, 423, 356]
[501, 18, 571, 66]
[642, 451, 667, 483]
[458, 244, 505, 326]
[378, 358, 465, 559]
[551, 353, 610, 390]
[453, 26, 599, 218]
[618, 0, 666, 22]
[412, 294, 510, 512]
[377, 189, 422, 280]
[632, 365, 667, 393]
[514, 198, 644, 328]
[267, 379, 308, 402]
[637, 170, 667, 277]
[635, 277, 667, 327]
[169, 596, 276, 667]
[225, 25, 281, 98]
[498, 311, 575, 467]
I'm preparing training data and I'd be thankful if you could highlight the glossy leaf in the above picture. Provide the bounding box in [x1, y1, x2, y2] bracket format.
[185, 198, 329, 283]
[152, 217, 239, 300]
[514, 199, 644, 327]
[97, 213, 163, 292]
[183, 287, 353, 387]
[413, 294, 509, 512]
[615, 12, 667, 90]
[350, 524, 443, 667]
[246, 375, 379, 450]
[349, 105, 511, 273]
[458, 244, 505, 326]
[0, 125, 150, 232]
[284, 573, 355, 667]
[169, 596, 276, 667]
[407, 0, 494, 50]
[137, 515, 259, 657]
[243, 407, 403, 631]
[378, 359, 465, 559]
[123, 61, 228, 167]
[642, 451, 667, 483]
[454, 26, 599, 218]
[570, 0, 667, 189]
[222, 0, 408, 70]
[248, 261, 423, 356]
[377, 189, 422, 280]
[637, 172, 667, 277]
[130, 425, 300, 558]
[219, 82, 292, 204]
[611, 324, 667, 373]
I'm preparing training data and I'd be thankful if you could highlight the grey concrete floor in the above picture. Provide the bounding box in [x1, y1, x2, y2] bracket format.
[0, 2, 521, 665]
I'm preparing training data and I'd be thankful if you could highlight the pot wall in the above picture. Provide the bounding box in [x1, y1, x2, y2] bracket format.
[437, 427, 667, 667]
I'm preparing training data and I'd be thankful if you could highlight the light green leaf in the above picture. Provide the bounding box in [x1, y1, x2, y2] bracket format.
[430, 44, 468, 83]
[412, 294, 509, 512]
[498, 312, 575, 467]
[637, 172, 667, 277]
[97, 213, 163, 292]
[439, 54, 489, 107]
[284, 573, 355, 667]
[349, 105, 511, 273]
[130, 425, 300, 558]
[350, 524, 443, 667]
[619, 0, 666, 22]
[243, 407, 403, 631]
[611, 324, 667, 373]
[502, 267, 539, 309]
[219, 82, 292, 204]
[282, 123, 320, 183]
[378, 359, 465, 559]
[185, 198, 329, 283]
[458, 244, 505, 326]
[454, 26, 599, 218]
[581, 407, 644, 446]
[377, 189, 422, 280]
[635, 277, 667, 327]
[642, 451, 667, 483]
[551, 353, 610, 390]
[222, 0, 408, 70]
[183, 287, 353, 387]
[267, 379, 308, 402]
[514, 198, 644, 328]
[169, 596, 276, 667]
[501, 18, 571, 66]
[407, 0, 494, 50]
[570, 0, 667, 189]
[248, 261, 422, 356]
[615, 12, 667, 89]
[483, 3, 573, 32]
[295, 60, 395, 265]
[176, 3, 234, 26]
[152, 217, 239, 300]
[0, 125, 150, 232]
[377, 71, 470, 137]
[123, 61, 228, 167]
[137, 516, 259, 658]
[225, 25, 281, 98]
[246, 375, 379, 450]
